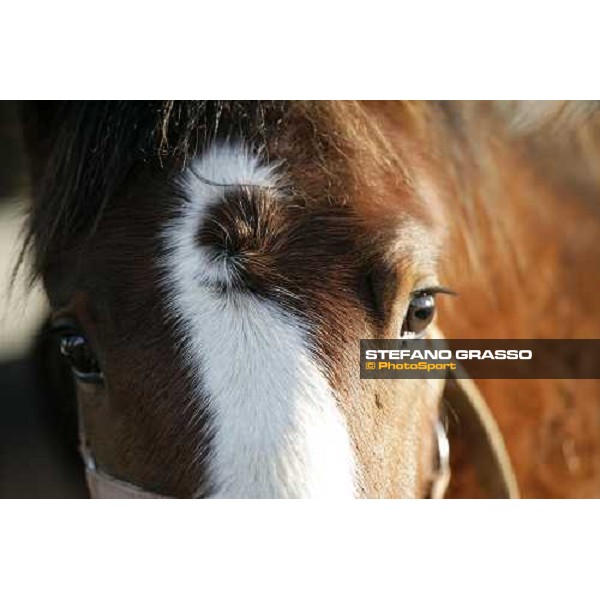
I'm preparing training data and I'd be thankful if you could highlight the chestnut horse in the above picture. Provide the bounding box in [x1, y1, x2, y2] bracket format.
[19, 101, 600, 498]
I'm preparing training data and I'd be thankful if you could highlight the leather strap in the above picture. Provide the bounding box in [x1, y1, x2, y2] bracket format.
[86, 468, 171, 499]
[442, 368, 520, 498]
[428, 419, 451, 499]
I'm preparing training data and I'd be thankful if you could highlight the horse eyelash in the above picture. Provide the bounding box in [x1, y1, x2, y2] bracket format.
[412, 286, 457, 298]
[49, 322, 78, 336]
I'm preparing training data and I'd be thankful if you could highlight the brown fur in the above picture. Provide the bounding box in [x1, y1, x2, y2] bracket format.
[359, 101, 600, 498]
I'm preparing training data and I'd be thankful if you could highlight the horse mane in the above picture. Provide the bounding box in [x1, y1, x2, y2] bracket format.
[18, 100, 600, 284]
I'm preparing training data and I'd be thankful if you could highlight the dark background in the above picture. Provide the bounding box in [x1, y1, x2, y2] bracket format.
[0, 101, 86, 497]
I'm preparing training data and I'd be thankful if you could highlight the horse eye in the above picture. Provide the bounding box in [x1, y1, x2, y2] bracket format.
[59, 334, 104, 384]
[402, 293, 436, 337]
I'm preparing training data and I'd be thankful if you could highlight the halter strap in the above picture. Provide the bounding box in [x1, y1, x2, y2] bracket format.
[86, 466, 171, 499]
[428, 419, 451, 499]
[78, 413, 173, 499]
[443, 368, 520, 499]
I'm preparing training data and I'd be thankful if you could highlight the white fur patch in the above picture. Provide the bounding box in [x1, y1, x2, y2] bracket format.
[162, 143, 357, 498]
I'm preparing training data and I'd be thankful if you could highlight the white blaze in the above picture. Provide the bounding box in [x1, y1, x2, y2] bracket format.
[162, 143, 357, 498]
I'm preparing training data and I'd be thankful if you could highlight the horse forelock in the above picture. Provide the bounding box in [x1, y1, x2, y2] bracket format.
[20, 101, 288, 280]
